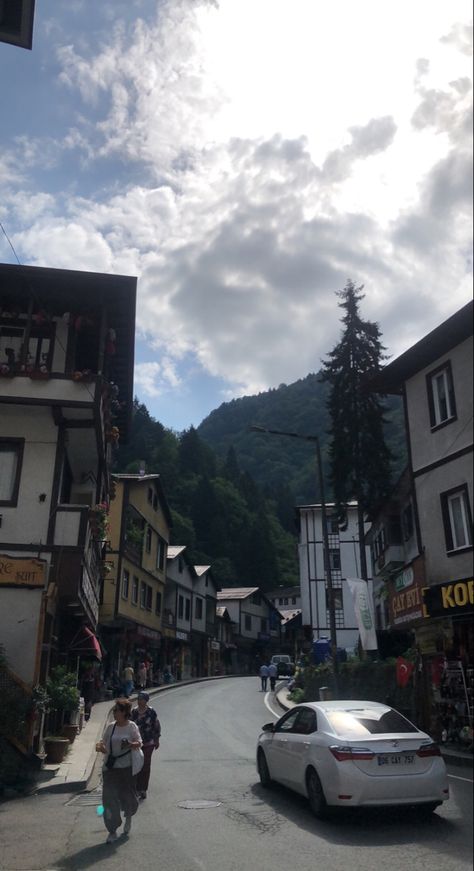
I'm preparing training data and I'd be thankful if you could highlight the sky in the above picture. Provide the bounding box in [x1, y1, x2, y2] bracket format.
[0, 0, 472, 431]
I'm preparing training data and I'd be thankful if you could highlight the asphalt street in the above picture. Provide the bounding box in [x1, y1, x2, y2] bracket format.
[0, 676, 472, 871]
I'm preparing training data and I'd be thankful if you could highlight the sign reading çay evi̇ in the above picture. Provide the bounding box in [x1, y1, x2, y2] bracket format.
[423, 579, 474, 618]
[0, 555, 46, 587]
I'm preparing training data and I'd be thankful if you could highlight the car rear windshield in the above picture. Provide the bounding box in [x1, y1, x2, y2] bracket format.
[326, 708, 419, 736]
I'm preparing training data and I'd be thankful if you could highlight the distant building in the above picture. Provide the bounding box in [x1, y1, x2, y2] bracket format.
[0, 0, 35, 49]
[266, 585, 301, 613]
[297, 502, 373, 654]
[216, 587, 282, 672]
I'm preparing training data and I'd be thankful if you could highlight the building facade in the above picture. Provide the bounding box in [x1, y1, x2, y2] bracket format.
[370, 300, 473, 744]
[0, 263, 135, 692]
[298, 502, 373, 655]
[216, 587, 282, 673]
[99, 474, 172, 683]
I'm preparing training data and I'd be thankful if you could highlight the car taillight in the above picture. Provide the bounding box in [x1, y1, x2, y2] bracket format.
[330, 745, 375, 761]
[416, 743, 441, 757]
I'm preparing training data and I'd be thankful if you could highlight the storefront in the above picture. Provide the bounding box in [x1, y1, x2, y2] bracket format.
[418, 578, 473, 751]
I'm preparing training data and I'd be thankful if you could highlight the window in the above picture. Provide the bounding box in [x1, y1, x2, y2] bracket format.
[326, 708, 418, 736]
[131, 577, 139, 605]
[146, 585, 153, 610]
[275, 710, 301, 733]
[178, 595, 184, 619]
[372, 526, 386, 560]
[291, 597, 296, 605]
[441, 485, 473, 552]
[147, 487, 153, 504]
[329, 518, 340, 535]
[427, 362, 456, 429]
[261, 618, 267, 633]
[121, 570, 130, 600]
[0, 438, 24, 505]
[402, 503, 414, 541]
[326, 588, 343, 610]
[140, 581, 147, 609]
[155, 591, 162, 616]
[328, 550, 341, 571]
[157, 537, 166, 571]
[185, 598, 191, 621]
[153, 492, 158, 510]
[195, 597, 203, 619]
[251, 593, 261, 605]
[145, 527, 152, 553]
[244, 614, 252, 631]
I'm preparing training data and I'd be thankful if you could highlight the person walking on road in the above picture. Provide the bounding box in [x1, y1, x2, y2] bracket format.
[259, 663, 269, 692]
[96, 698, 143, 843]
[268, 661, 278, 691]
[131, 692, 161, 799]
[122, 663, 135, 697]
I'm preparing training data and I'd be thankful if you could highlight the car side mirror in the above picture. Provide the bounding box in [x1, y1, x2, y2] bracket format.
[262, 722, 275, 732]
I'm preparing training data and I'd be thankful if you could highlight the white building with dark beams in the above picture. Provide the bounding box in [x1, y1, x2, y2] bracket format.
[298, 502, 373, 654]
[0, 262, 136, 692]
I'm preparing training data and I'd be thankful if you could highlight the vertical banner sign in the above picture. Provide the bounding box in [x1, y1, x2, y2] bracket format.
[347, 578, 378, 650]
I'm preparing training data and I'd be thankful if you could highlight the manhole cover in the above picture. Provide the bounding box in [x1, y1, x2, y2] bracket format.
[178, 799, 222, 809]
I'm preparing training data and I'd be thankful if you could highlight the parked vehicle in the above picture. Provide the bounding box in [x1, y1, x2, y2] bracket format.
[270, 655, 295, 677]
[256, 700, 449, 818]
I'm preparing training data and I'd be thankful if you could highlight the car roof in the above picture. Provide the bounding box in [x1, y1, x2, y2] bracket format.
[295, 700, 392, 713]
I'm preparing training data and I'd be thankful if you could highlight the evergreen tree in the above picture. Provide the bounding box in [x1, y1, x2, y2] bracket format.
[321, 280, 392, 574]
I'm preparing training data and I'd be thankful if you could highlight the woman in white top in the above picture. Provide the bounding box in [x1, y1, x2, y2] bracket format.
[96, 698, 142, 843]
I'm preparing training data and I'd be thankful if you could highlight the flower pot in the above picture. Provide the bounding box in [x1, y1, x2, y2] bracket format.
[44, 737, 70, 764]
[62, 724, 79, 744]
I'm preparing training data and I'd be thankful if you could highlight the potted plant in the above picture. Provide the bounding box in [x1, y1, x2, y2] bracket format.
[44, 666, 80, 762]
[88, 502, 109, 540]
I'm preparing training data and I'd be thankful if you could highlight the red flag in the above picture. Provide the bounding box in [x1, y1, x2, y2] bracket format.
[396, 657, 414, 688]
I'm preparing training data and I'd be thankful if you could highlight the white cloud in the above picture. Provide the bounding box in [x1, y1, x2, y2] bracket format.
[3, 0, 472, 408]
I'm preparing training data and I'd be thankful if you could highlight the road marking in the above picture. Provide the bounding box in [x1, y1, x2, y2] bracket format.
[264, 693, 281, 718]
[447, 773, 473, 783]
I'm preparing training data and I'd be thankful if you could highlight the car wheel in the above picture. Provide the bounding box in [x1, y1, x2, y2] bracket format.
[306, 767, 328, 819]
[257, 749, 272, 788]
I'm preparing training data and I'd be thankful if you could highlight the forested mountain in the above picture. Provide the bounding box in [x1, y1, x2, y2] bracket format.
[115, 371, 406, 592]
[198, 372, 406, 503]
[115, 403, 299, 590]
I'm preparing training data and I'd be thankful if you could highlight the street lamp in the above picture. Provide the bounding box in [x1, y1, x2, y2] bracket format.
[249, 425, 339, 686]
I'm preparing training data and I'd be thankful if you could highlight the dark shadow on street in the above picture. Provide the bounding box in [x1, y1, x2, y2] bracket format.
[250, 782, 470, 866]
[56, 837, 124, 870]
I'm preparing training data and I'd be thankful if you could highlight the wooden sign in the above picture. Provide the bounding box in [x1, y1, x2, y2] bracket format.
[0, 555, 46, 587]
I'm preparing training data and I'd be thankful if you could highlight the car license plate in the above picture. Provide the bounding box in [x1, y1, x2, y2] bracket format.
[377, 754, 415, 766]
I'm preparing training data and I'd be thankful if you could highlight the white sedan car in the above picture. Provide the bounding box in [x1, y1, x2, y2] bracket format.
[256, 700, 449, 818]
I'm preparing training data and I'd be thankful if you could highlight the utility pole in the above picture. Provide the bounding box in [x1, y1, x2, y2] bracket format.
[249, 426, 339, 691]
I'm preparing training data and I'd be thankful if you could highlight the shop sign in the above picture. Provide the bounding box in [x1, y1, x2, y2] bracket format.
[389, 580, 425, 626]
[423, 579, 474, 618]
[210, 641, 220, 651]
[176, 630, 189, 642]
[394, 566, 414, 592]
[0, 555, 46, 587]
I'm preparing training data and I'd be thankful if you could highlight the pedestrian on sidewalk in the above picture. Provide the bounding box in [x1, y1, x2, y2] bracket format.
[268, 661, 277, 691]
[259, 663, 269, 692]
[137, 661, 147, 690]
[95, 698, 143, 844]
[122, 663, 135, 697]
[131, 692, 161, 799]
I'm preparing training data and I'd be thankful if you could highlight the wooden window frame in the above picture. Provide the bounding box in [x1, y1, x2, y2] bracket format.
[0, 437, 25, 506]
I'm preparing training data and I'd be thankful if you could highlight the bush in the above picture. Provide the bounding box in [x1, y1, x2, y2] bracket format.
[299, 659, 414, 716]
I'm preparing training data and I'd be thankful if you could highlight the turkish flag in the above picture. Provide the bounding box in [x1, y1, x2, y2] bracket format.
[396, 657, 414, 688]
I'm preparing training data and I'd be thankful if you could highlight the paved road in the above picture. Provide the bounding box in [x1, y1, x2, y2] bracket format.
[0, 677, 472, 871]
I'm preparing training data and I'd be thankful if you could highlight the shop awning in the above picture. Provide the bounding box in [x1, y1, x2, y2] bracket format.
[69, 626, 102, 660]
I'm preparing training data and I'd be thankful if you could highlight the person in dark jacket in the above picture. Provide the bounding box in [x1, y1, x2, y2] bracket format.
[131, 692, 161, 799]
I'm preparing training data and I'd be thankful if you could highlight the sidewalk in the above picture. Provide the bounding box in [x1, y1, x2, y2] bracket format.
[274, 687, 473, 769]
[34, 676, 230, 795]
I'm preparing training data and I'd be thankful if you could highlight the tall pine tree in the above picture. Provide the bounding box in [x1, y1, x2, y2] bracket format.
[321, 280, 392, 578]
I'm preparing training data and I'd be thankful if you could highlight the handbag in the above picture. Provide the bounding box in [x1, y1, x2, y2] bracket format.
[105, 723, 132, 770]
[132, 746, 145, 776]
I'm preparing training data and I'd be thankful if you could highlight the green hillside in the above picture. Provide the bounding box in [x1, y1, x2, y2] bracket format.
[198, 371, 406, 503]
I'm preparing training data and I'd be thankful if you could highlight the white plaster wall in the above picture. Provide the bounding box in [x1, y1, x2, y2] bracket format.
[406, 337, 473, 472]
[0, 587, 43, 685]
[0, 405, 57, 544]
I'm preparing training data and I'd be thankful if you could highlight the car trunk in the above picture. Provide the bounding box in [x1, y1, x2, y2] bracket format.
[338, 735, 438, 777]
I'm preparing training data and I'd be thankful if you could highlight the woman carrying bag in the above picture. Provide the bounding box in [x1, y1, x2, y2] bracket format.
[96, 698, 144, 843]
